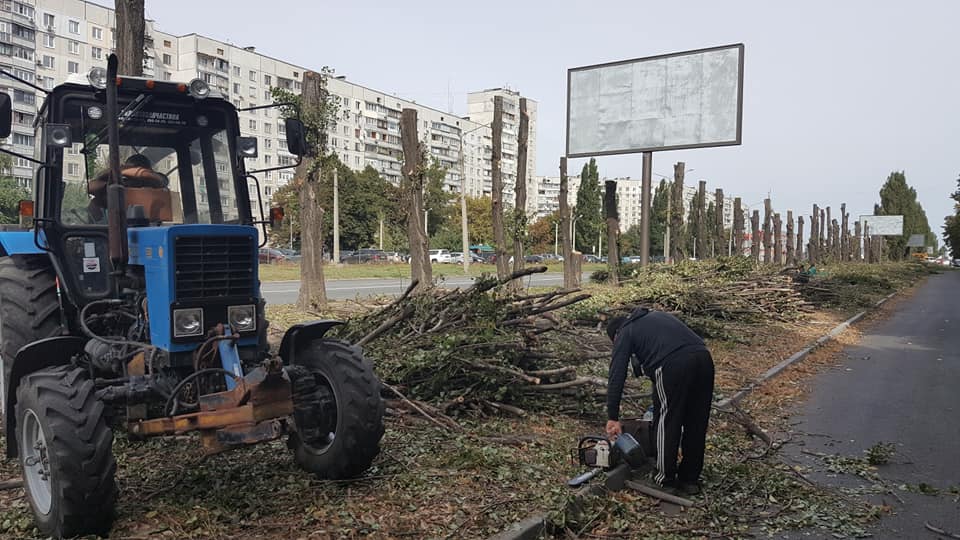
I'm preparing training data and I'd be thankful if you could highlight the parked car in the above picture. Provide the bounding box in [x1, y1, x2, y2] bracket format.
[429, 249, 452, 263]
[384, 251, 403, 263]
[525, 254, 544, 263]
[953, 259, 960, 268]
[276, 248, 301, 263]
[342, 249, 388, 264]
[449, 252, 465, 264]
[583, 254, 601, 263]
[259, 247, 287, 264]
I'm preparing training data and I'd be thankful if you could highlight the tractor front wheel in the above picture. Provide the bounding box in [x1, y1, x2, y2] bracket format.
[16, 366, 117, 538]
[288, 339, 384, 479]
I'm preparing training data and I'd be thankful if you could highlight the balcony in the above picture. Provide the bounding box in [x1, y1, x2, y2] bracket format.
[0, 32, 9, 44]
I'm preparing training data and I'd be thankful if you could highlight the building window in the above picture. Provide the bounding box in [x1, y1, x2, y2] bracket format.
[67, 163, 80, 176]
[265, 186, 271, 196]
[43, 13, 55, 28]
[233, 66, 240, 76]
[264, 155, 271, 165]
[67, 61, 79, 74]
[162, 53, 171, 65]
[249, 119, 257, 130]
[216, 48, 224, 55]
[163, 39, 171, 47]
[264, 123, 272, 134]
[264, 90, 270, 100]
[68, 40, 79, 54]
[13, 133, 34, 146]
[249, 86, 256, 98]
[163, 72, 172, 81]
[278, 122, 286, 135]
[91, 46, 102, 60]
[91, 26, 102, 40]
[263, 74, 271, 86]
[265, 139, 272, 149]
[249, 70, 256, 82]
[43, 34, 55, 48]
[42, 55, 54, 69]
[292, 71, 299, 78]
[69, 20, 80, 34]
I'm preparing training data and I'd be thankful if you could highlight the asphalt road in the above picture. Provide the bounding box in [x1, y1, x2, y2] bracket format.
[261, 272, 577, 304]
[783, 270, 960, 538]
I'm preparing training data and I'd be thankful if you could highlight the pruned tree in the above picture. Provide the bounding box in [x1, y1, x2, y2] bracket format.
[773, 212, 783, 265]
[115, 0, 144, 76]
[696, 181, 707, 260]
[512, 98, 530, 284]
[733, 197, 744, 257]
[670, 163, 685, 262]
[762, 198, 772, 264]
[786, 210, 795, 265]
[714, 189, 725, 257]
[401, 108, 431, 290]
[604, 180, 619, 283]
[560, 157, 577, 289]
[491, 96, 509, 279]
[751, 210, 761, 263]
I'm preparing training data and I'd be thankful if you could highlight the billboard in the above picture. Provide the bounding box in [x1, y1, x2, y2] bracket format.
[859, 215, 904, 236]
[906, 234, 926, 247]
[566, 43, 744, 158]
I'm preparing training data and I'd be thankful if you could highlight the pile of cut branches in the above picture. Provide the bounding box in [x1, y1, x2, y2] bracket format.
[333, 266, 640, 414]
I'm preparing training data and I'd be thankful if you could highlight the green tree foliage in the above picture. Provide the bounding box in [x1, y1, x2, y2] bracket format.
[0, 154, 29, 224]
[875, 171, 933, 259]
[423, 159, 456, 237]
[526, 211, 560, 255]
[943, 174, 960, 258]
[575, 158, 603, 254]
[270, 69, 340, 160]
[620, 223, 643, 256]
[465, 196, 494, 246]
[267, 179, 301, 249]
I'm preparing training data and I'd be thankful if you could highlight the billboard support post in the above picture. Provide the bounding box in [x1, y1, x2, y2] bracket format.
[640, 152, 652, 266]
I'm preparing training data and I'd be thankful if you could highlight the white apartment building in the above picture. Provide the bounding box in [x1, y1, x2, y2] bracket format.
[1, 0, 537, 221]
[533, 174, 581, 220]
[466, 88, 538, 216]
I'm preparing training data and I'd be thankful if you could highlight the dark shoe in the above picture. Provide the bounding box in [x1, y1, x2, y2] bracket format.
[678, 481, 702, 496]
[657, 479, 682, 495]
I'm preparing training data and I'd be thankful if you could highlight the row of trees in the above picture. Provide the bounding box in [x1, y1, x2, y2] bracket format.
[944, 174, 960, 258]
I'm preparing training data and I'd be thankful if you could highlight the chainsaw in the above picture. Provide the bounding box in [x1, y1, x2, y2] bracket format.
[568, 418, 656, 487]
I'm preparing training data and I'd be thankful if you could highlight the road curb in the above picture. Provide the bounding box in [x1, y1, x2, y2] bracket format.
[715, 291, 897, 409]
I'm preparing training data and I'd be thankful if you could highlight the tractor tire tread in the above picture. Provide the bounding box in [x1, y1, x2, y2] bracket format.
[17, 366, 117, 538]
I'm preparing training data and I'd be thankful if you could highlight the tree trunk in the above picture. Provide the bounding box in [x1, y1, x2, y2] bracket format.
[840, 203, 849, 261]
[696, 181, 707, 260]
[762, 198, 772, 264]
[819, 208, 826, 255]
[511, 98, 530, 287]
[810, 204, 819, 265]
[750, 210, 761, 263]
[401, 108, 431, 291]
[295, 72, 328, 310]
[670, 163, 685, 262]
[786, 210, 795, 265]
[491, 96, 509, 279]
[604, 180, 619, 284]
[560, 157, 577, 288]
[733, 197, 743, 257]
[797, 216, 805, 263]
[773, 213, 783, 265]
[714, 189, 724, 259]
[825, 206, 832, 255]
[115, 0, 144, 76]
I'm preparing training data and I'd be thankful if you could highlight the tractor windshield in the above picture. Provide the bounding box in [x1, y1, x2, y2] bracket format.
[55, 94, 245, 226]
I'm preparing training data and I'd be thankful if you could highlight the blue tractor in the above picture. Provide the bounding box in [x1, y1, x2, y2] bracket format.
[0, 55, 384, 537]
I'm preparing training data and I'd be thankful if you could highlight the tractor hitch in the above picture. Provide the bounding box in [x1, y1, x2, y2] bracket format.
[128, 358, 295, 454]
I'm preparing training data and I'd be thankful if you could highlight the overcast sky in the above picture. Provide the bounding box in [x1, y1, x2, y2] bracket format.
[124, 0, 958, 229]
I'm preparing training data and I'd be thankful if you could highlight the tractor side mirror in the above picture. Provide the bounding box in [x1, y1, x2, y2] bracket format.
[269, 206, 284, 229]
[237, 136, 258, 158]
[285, 118, 308, 157]
[0, 94, 11, 138]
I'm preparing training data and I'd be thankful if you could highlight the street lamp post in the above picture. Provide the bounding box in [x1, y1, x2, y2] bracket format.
[459, 122, 493, 273]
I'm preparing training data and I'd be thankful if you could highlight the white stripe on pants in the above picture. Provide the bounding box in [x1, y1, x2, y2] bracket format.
[654, 366, 668, 485]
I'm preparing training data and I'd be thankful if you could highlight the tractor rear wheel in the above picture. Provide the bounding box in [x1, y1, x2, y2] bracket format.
[288, 339, 384, 479]
[0, 258, 61, 420]
[16, 366, 117, 538]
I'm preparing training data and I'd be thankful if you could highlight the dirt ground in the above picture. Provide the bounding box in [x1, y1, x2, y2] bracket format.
[0, 276, 930, 539]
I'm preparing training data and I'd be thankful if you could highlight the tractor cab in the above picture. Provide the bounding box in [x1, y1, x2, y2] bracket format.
[0, 57, 384, 538]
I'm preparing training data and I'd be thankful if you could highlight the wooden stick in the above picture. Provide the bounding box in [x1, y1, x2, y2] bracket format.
[483, 400, 527, 417]
[624, 480, 696, 507]
[524, 377, 606, 391]
[925, 522, 960, 539]
[382, 382, 463, 432]
[524, 366, 576, 378]
[466, 359, 540, 385]
[357, 305, 413, 347]
[0, 479, 23, 490]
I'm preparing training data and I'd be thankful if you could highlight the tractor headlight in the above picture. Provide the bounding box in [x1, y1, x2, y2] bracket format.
[173, 308, 204, 337]
[188, 78, 210, 99]
[228, 305, 256, 333]
[87, 67, 108, 89]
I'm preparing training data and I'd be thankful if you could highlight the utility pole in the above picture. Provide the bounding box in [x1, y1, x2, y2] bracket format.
[332, 168, 339, 264]
[639, 152, 652, 266]
[115, 0, 145, 76]
[491, 96, 509, 279]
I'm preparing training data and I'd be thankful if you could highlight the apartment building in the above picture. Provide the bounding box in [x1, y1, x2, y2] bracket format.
[1, 0, 538, 222]
[466, 88, 538, 216]
[532, 174, 581, 220]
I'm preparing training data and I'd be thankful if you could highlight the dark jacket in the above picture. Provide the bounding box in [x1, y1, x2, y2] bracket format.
[607, 308, 706, 420]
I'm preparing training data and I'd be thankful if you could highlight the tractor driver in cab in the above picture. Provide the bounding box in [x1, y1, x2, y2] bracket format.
[87, 153, 173, 224]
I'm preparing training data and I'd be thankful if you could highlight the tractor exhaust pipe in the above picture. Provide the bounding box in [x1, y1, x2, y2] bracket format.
[105, 54, 127, 272]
